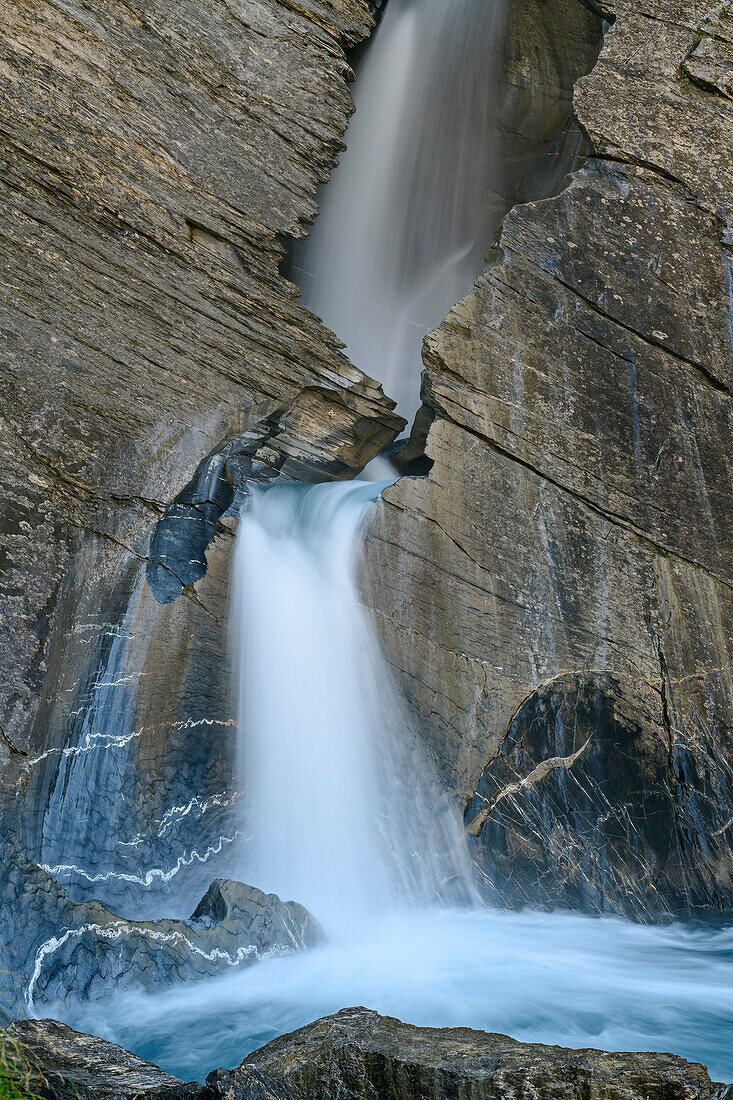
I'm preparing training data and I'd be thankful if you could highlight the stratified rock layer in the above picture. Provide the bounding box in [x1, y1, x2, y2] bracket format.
[246, 1007, 725, 1100]
[363, 0, 733, 917]
[0, 0, 400, 962]
[1, 848, 321, 1011]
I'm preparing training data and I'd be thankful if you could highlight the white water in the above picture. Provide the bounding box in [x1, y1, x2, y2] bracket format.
[56, 473, 733, 1085]
[77, 907, 733, 1084]
[293, 0, 507, 418]
[231, 480, 474, 934]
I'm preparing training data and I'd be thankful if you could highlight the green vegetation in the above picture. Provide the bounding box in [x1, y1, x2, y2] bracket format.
[0, 1027, 46, 1100]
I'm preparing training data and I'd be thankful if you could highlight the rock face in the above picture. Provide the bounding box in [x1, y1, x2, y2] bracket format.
[246, 1007, 725, 1100]
[3, 1019, 198, 1100]
[0, 847, 321, 1012]
[0, 0, 401, 971]
[1, 0, 732, 1029]
[200, 1067, 294, 1100]
[362, 0, 733, 917]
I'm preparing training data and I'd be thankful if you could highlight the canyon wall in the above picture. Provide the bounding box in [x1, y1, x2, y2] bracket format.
[1, 0, 732, 1016]
[364, 0, 733, 916]
[0, 0, 400, 1003]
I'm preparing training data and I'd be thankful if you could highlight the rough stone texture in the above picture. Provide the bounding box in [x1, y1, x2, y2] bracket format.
[201, 1067, 295, 1100]
[0, 0, 401, 979]
[245, 1007, 725, 1100]
[465, 671, 733, 917]
[362, 0, 733, 917]
[10, 1012, 726, 1100]
[0, 846, 321, 1014]
[3, 1019, 199, 1100]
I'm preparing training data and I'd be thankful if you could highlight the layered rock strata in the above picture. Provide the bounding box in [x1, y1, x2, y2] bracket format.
[0, 0, 400, 959]
[0, 855, 320, 1013]
[362, 0, 733, 916]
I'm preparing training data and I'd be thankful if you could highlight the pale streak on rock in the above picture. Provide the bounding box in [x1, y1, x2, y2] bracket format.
[26, 921, 261, 1011]
[40, 832, 242, 888]
[466, 738, 591, 837]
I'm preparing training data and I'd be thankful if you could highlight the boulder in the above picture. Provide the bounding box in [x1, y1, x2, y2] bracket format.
[245, 1006, 727, 1100]
[1, 1019, 198, 1100]
[1, 844, 321, 1012]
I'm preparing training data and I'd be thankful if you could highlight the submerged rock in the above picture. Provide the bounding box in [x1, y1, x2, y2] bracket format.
[245, 1006, 726, 1100]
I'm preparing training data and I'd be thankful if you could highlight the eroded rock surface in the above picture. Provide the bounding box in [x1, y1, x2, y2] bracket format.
[465, 671, 733, 917]
[6, 1011, 727, 1100]
[362, 0, 733, 917]
[0, 0, 400, 971]
[246, 1006, 725, 1100]
[3, 1019, 198, 1100]
[1, 845, 320, 1012]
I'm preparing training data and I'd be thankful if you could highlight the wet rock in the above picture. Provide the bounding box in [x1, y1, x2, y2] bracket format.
[201, 1067, 294, 1100]
[245, 1006, 724, 1100]
[465, 672, 733, 918]
[362, 0, 733, 918]
[2, 1019, 199, 1100]
[0, 842, 321, 1013]
[0, 0, 400, 964]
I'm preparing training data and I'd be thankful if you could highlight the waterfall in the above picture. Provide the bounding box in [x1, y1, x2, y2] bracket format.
[47, 4, 733, 1088]
[231, 479, 474, 933]
[292, 0, 507, 419]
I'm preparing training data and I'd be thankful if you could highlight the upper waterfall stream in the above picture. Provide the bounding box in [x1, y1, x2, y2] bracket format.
[291, 0, 508, 419]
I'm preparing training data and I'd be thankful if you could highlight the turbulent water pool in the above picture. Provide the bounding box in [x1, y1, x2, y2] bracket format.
[71, 906, 733, 1084]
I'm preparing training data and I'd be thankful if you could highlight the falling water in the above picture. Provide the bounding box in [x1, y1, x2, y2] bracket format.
[40, 0, 733, 1085]
[292, 0, 508, 418]
[68, 483, 733, 1084]
[231, 479, 474, 933]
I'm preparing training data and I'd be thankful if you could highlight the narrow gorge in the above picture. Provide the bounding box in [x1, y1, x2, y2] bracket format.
[1, 0, 732, 1096]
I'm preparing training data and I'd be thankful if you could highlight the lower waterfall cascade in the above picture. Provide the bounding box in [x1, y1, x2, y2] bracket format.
[231, 479, 475, 933]
[64, 482, 733, 1084]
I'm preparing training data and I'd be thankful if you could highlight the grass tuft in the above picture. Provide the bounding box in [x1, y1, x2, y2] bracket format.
[0, 1022, 47, 1100]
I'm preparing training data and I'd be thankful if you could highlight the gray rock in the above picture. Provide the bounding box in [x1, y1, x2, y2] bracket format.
[201, 1067, 294, 1100]
[465, 672, 733, 918]
[361, 0, 733, 917]
[245, 1006, 725, 1100]
[11, 1011, 721, 1100]
[2, 1019, 199, 1100]
[0, 0, 399, 945]
[0, 842, 321, 1013]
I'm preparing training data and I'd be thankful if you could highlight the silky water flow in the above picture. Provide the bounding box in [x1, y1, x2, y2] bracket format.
[71, 480, 733, 1086]
[57, 0, 733, 1083]
[231, 479, 475, 935]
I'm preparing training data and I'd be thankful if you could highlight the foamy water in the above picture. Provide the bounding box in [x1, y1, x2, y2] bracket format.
[73, 905, 733, 1084]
